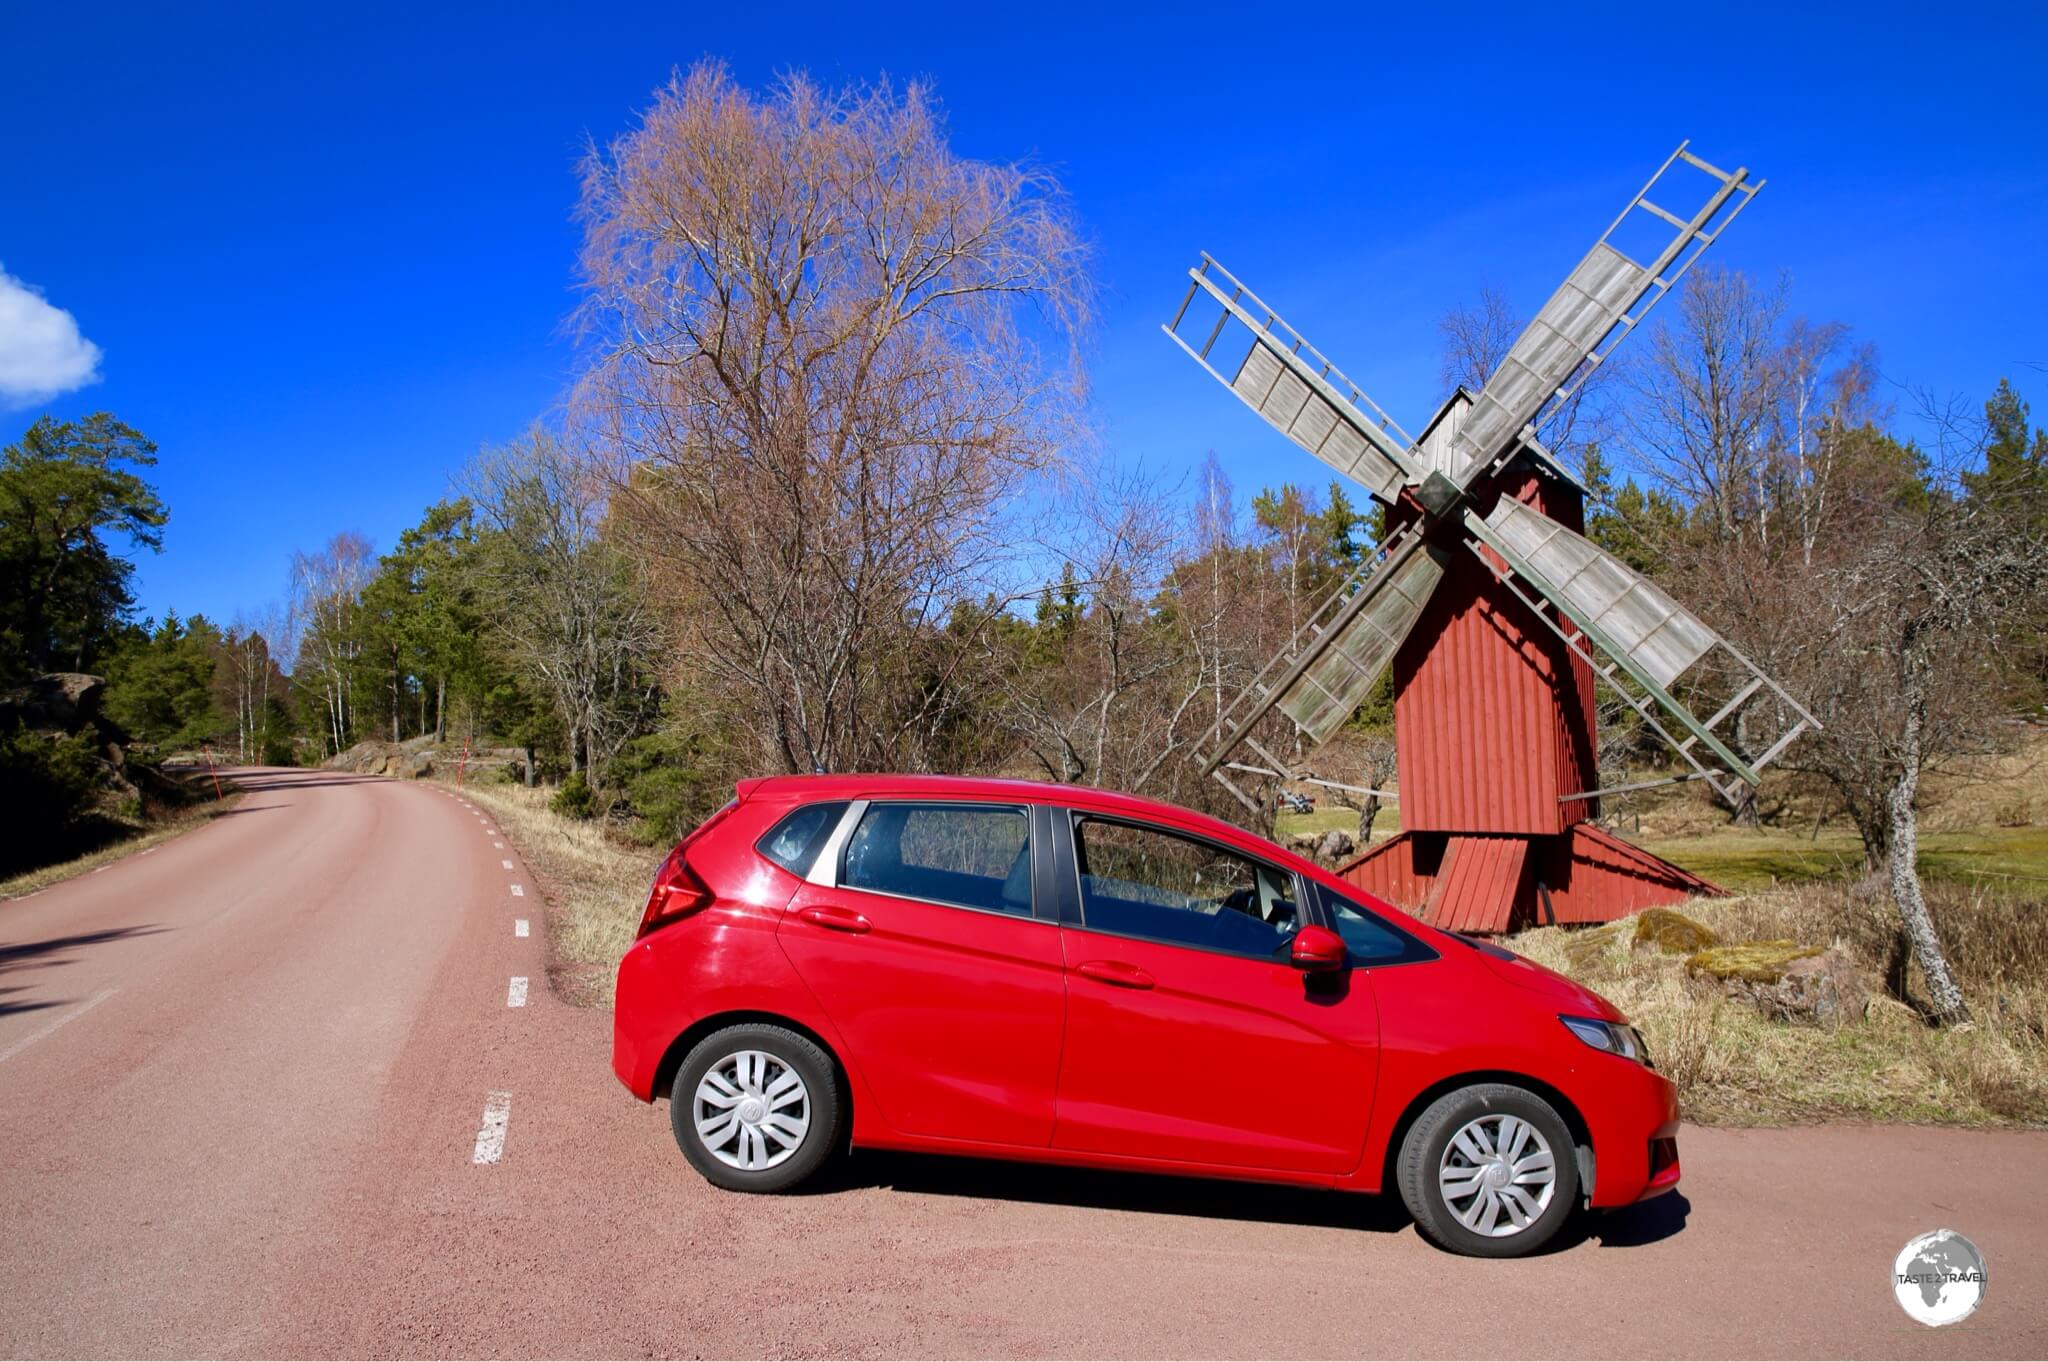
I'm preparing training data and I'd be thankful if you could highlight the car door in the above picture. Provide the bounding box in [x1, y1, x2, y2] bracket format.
[1050, 811, 1379, 1174]
[778, 799, 1066, 1147]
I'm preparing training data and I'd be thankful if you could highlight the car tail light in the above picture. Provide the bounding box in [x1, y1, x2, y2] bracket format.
[638, 849, 716, 938]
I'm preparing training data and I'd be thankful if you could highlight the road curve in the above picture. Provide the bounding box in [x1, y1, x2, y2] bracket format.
[0, 767, 2042, 1359]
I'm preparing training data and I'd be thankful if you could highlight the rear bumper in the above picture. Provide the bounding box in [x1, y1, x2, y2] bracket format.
[611, 940, 670, 1101]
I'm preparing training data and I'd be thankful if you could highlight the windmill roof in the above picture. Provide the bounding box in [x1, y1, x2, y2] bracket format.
[1416, 385, 1585, 494]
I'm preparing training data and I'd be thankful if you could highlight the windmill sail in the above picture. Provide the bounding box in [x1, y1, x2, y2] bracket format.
[1196, 525, 1448, 775]
[1165, 256, 1420, 506]
[1464, 498, 1818, 798]
[1444, 144, 1762, 487]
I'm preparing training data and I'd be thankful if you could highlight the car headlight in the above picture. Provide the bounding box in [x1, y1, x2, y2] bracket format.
[1560, 1014, 1652, 1066]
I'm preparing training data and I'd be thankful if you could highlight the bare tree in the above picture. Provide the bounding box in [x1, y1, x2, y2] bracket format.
[1438, 284, 1519, 393]
[1615, 267, 1789, 541]
[995, 464, 1182, 788]
[290, 533, 373, 756]
[573, 63, 1090, 775]
[463, 431, 664, 784]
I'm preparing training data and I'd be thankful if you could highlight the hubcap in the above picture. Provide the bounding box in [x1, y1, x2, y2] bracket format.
[693, 1049, 811, 1171]
[1437, 1113, 1556, 1237]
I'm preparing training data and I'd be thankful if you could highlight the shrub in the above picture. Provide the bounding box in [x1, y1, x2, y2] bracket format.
[551, 771, 596, 820]
[609, 729, 729, 846]
[0, 728, 105, 874]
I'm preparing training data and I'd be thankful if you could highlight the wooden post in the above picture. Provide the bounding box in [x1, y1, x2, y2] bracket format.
[201, 745, 224, 802]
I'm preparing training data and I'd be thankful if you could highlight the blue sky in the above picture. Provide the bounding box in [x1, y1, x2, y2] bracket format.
[4, 1, 2044, 626]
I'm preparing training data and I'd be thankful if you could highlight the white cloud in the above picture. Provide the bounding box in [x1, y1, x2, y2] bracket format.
[0, 264, 103, 407]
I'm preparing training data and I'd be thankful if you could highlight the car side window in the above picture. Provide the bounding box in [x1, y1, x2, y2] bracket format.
[1072, 817, 1299, 959]
[1321, 888, 1433, 965]
[755, 801, 850, 877]
[841, 802, 1033, 916]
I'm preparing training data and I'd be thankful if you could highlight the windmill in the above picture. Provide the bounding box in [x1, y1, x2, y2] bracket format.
[1164, 142, 1819, 933]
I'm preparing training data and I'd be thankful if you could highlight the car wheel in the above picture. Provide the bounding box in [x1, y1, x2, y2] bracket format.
[1396, 1083, 1579, 1258]
[670, 1023, 840, 1193]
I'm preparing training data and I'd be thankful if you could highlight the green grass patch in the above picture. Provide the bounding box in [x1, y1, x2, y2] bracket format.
[1639, 825, 2048, 892]
[1273, 805, 1401, 842]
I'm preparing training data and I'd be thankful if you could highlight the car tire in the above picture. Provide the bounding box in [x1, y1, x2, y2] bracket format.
[670, 1023, 841, 1193]
[1396, 1083, 1579, 1258]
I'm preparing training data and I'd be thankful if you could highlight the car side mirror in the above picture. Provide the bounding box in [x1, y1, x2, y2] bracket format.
[1290, 924, 1347, 974]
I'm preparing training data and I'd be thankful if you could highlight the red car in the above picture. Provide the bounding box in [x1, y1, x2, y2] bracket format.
[612, 775, 1680, 1257]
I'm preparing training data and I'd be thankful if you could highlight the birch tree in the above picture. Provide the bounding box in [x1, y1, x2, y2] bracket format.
[574, 62, 1090, 774]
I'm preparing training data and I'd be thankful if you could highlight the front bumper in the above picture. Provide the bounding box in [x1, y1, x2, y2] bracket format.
[1586, 1067, 1683, 1207]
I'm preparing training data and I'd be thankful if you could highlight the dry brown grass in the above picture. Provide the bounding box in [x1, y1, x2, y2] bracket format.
[1511, 881, 2048, 1126]
[442, 774, 654, 1007]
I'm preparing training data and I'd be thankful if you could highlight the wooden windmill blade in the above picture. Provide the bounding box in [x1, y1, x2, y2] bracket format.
[1191, 523, 1449, 805]
[1443, 143, 1764, 489]
[1164, 255, 1421, 506]
[1464, 497, 1820, 801]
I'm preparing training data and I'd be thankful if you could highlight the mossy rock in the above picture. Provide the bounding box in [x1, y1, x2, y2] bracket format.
[1685, 940, 1825, 985]
[1632, 907, 1719, 955]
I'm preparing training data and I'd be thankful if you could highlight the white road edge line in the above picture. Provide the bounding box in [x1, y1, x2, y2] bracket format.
[515, 919, 529, 937]
[507, 976, 529, 1007]
[472, 1091, 512, 1164]
[510, 884, 524, 897]
[0, 988, 119, 1064]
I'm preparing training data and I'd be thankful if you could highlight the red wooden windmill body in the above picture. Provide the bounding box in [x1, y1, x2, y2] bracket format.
[1351, 394, 1714, 933]
[1164, 145, 1817, 932]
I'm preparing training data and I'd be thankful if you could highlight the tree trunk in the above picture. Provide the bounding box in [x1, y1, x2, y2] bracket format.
[1355, 794, 1383, 845]
[434, 677, 446, 743]
[1888, 630, 1970, 1024]
[523, 743, 536, 788]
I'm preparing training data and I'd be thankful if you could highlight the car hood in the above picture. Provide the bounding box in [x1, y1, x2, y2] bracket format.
[1475, 946, 1627, 1023]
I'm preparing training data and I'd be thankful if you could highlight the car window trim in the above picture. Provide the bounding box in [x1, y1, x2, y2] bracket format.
[1311, 880, 1441, 969]
[1061, 809, 1308, 964]
[756, 799, 855, 879]
[805, 799, 869, 887]
[813, 797, 1049, 923]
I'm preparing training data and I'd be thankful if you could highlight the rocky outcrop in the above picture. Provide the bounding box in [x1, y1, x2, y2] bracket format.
[1315, 829, 1357, 862]
[1687, 941, 1872, 1025]
[324, 738, 526, 782]
[1, 672, 118, 742]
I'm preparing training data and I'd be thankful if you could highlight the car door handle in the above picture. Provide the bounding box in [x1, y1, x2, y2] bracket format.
[798, 906, 872, 934]
[1076, 960, 1155, 989]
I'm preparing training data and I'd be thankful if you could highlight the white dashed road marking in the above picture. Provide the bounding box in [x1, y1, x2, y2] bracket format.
[472, 1091, 512, 1164]
[510, 884, 524, 897]
[515, 919, 529, 937]
[493, 841, 504, 849]
[506, 977, 529, 1007]
[0, 989, 118, 1064]
[501, 859, 514, 870]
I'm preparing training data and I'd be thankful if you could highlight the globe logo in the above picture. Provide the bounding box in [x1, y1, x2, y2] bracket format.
[1892, 1230, 1987, 1327]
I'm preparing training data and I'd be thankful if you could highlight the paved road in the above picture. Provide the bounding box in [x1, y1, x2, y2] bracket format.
[1, 767, 2043, 1359]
